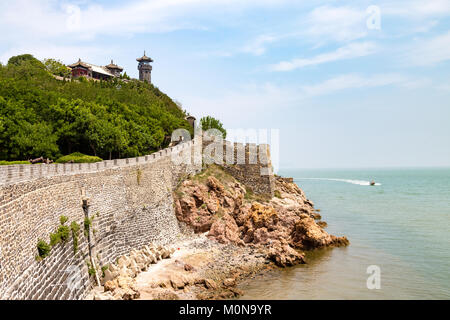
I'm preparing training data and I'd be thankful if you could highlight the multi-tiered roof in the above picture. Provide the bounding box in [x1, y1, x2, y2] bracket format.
[136, 51, 153, 63]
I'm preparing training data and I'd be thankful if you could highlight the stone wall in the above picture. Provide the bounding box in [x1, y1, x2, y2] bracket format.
[0, 135, 274, 300]
[0, 140, 200, 300]
[202, 139, 275, 196]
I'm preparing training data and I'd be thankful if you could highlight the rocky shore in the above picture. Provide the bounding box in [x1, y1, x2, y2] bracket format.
[86, 165, 348, 300]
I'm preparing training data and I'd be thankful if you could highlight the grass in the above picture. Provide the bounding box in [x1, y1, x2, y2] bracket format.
[191, 164, 237, 189]
[55, 152, 102, 164]
[244, 186, 272, 203]
[0, 160, 31, 165]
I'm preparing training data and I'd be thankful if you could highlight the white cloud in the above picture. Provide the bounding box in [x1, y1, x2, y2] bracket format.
[183, 73, 429, 123]
[300, 73, 427, 97]
[241, 34, 280, 56]
[270, 42, 378, 71]
[303, 6, 368, 43]
[0, 0, 290, 42]
[406, 31, 450, 66]
[383, 0, 450, 18]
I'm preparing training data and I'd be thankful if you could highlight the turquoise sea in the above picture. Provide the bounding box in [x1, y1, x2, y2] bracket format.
[239, 168, 450, 299]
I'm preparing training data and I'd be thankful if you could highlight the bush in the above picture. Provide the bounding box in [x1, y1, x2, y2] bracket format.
[0, 161, 30, 165]
[71, 221, 80, 254]
[37, 239, 51, 259]
[55, 152, 102, 164]
[58, 225, 70, 242]
[200, 116, 227, 138]
[84, 216, 92, 237]
[49, 225, 70, 246]
[60, 215, 68, 225]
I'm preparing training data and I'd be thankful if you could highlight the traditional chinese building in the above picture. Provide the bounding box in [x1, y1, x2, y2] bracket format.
[68, 59, 123, 80]
[137, 51, 153, 83]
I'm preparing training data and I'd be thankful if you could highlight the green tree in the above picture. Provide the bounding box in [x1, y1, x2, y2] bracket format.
[43, 58, 71, 78]
[0, 53, 226, 161]
[200, 116, 227, 139]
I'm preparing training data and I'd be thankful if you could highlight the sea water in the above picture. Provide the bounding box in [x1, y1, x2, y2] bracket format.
[239, 168, 450, 299]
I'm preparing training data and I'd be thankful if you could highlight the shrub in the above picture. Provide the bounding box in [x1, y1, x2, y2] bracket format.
[0, 161, 31, 165]
[200, 116, 227, 139]
[55, 152, 102, 164]
[84, 216, 92, 237]
[101, 265, 109, 277]
[274, 190, 282, 198]
[49, 225, 70, 246]
[49, 232, 61, 246]
[71, 221, 80, 254]
[37, 239, 51, 259]
[58, 225, 70, 242]
[59, 215, 68, 225]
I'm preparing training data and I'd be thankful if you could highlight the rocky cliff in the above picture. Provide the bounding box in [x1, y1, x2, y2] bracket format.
[174, 165, 349, 267]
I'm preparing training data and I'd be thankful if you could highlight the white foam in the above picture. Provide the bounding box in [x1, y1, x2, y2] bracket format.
[295, 178, 381, 186]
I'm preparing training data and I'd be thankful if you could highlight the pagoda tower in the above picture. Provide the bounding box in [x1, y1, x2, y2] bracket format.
[137, 51, 153, 83]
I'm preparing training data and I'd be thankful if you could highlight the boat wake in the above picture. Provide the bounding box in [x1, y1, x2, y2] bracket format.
[295, 178, 381, 186]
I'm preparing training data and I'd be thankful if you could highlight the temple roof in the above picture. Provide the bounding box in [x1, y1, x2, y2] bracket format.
[105, 59, 123, 71]
[86, 63, 114, 77]
[67, 59, 115, 77]
[67, 58, 91, 69]
[136, 51, 153, 62]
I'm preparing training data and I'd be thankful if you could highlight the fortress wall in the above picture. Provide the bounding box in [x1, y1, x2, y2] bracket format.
[0, 135, 274, 300]
[202, 139, 275, 196]
[0, 140, 200, 300]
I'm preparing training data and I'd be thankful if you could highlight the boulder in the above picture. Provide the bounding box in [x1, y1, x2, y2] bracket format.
[222, 278, 236, 287]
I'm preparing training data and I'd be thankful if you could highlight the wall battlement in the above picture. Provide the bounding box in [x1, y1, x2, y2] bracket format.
[0, 140, 196, 187]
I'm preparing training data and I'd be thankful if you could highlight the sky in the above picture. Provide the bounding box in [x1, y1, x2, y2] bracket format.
[0, 0, 449, 169]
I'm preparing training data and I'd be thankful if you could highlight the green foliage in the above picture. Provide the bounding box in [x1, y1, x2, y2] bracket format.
[43, 59, 71, 78]
[60, 215, 68, 225]
[71, 221, 80, 254]
[200, 116, 227, 138]
[0, 160, 30, 165]
[49, 225, 70, 246]
[86, 261, 96, 277]
[37, 239, 51, 259]
[0, 54, 194, 161]
[56, 152, 102, 163]
[101, 265, 109, 277]
[49, 232, 60, 246]
[49, 216, 71, 246]
[274, 190, 282, 198]
[84, 216, 93, 237]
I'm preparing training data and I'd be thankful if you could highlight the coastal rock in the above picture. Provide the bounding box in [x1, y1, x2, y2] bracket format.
[267, 241, 305, 267]
[173, 168, 349, 271]
[204, 279, 218, 290]
[222, 278, 236, 287]
[207, 213, 241, 244]
[291, 214, 349, 249]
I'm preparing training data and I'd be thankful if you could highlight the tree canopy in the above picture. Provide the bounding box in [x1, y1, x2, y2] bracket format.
[200, 116, 227, 139]
[0, 54, 192, 161]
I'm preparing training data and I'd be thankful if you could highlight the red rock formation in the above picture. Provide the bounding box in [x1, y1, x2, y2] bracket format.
[174, 169, 349, 267]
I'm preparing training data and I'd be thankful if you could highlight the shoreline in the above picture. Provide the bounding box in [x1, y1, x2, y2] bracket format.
[86, 166, 349, 300]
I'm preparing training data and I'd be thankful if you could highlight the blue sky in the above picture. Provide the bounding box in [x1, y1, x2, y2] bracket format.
[1, 0, 449, 168]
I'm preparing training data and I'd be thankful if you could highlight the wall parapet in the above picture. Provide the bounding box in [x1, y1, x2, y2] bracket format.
[0, 139, 196, 186]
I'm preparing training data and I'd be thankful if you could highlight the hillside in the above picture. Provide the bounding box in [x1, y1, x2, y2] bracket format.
[0, 54, 192, 161]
